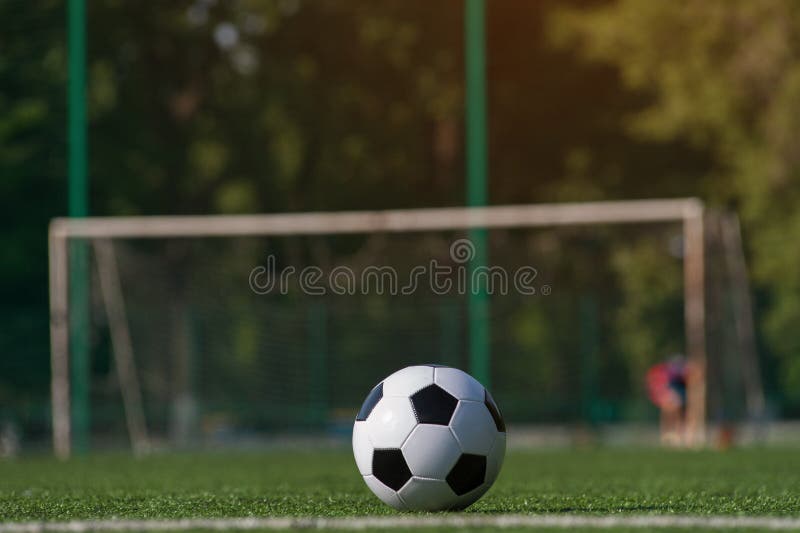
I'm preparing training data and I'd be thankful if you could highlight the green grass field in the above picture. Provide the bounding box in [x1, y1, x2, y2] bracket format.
[1, 447, 799, 530]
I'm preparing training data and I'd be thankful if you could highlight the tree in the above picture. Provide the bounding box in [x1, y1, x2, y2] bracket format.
[551, 0, 800, 411]
[0, 0, 65, 415]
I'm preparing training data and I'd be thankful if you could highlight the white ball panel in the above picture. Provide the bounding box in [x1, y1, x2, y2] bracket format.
[363, 475, 406, 510]
[365, 396, 418, 449]
[352, 421, 373, 476]
[450, 401, 497, 455]
[485, 432, 506, 485]
[401, 424, 461, 479]
[397, 477, 457, 511]
[433, 367, 485, 401]
[382, 365, 434, 397]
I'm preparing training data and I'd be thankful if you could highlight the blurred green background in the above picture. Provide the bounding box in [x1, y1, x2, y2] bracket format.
[2, 0, 800, 446]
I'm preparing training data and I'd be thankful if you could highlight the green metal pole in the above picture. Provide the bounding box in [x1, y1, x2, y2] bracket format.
[68, 0, 90, 454]
[579, 296, 599, 424]
[465, 0, 490, 387]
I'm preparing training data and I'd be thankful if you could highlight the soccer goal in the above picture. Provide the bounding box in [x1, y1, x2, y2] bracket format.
[49, 199, 764, 457]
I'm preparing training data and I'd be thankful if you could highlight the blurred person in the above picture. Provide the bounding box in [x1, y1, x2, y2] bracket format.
[646, 355, 689, 446]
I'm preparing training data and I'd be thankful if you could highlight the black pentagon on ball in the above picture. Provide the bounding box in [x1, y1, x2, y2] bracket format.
[410, 384, 458, 425]
[484, 389, 506, 432]
[356, 382, 383, 421]
[446, 453, 487, 496]
[372, 448, 412, 491]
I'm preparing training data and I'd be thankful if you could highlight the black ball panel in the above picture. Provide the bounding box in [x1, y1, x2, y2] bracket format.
[372, 449, 413, 491]
[446, 453, 486, 496]
[356, 382, 383, 421]
[484, 389, 506, 432]
[410, 384, 458, 425]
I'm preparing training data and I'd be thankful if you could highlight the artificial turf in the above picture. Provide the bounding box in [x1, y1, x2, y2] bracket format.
[0, 448, 799, 522]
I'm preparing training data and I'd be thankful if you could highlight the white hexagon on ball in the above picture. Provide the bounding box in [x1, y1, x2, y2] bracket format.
[365, 396, 418, 449]
[383, 365, 435, 397]
[450, 400, 498, 455]
[434, 366, 485, 401]
[401, 424, 461, 479]
[486, 432, 506, 486]
[352, 421, 372, 476]
[353, 364, 507, 512]
[398, 477, 456, 511]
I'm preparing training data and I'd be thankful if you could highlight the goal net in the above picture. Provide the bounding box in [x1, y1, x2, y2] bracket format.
[48, 200, 763, 456]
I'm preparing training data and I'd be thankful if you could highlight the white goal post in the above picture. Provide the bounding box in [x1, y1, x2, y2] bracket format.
[49, 198, 753, 457]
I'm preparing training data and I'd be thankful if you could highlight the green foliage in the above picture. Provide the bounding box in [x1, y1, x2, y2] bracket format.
[0, 0, 464, 430]
[612, 241, 684, 383]
[3, 0, 800, 431]
[87, 1, 464, 215]
[551, 0, 800, 410]
[0, 0, 65, 412]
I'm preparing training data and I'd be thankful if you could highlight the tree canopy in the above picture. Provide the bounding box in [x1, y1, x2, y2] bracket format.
[3, 0, 800, 437]
[552, 0, 800, 410]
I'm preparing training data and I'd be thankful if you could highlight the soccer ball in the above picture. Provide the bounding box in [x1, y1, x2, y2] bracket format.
[352, 365, 506, 511]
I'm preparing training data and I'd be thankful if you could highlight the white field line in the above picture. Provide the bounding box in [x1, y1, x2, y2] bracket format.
[2, 515, 800, 532]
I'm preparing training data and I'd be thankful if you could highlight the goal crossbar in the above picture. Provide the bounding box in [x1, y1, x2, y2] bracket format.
[50, 198, 703, 239]
[49, 198, 706, 458]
